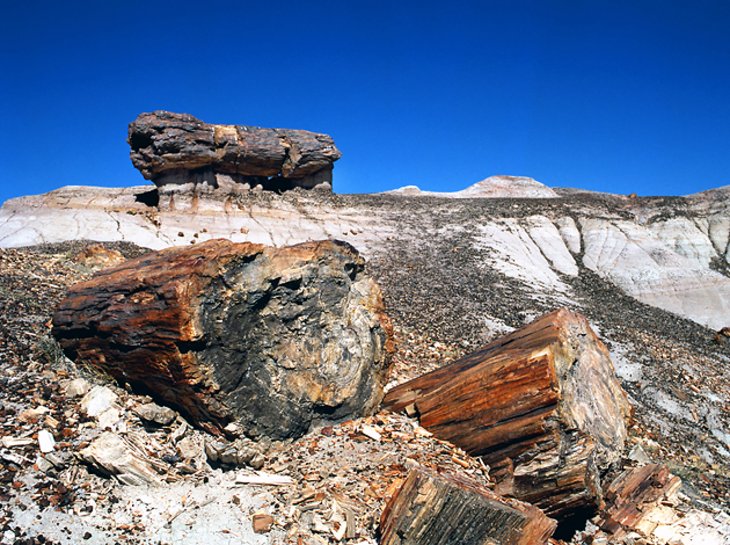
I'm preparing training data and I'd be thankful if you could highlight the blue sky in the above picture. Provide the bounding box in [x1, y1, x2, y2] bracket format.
[1, 1, 729, 203]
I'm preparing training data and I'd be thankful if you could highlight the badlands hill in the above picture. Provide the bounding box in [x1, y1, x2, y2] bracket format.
[2, 178, 729, 331]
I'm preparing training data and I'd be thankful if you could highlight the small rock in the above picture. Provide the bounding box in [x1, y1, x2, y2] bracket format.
[360, 424, 382, 442]
[17, 406, 50, 423]
[35, 455, 55, 474]
[44, 451, 70, 468]
[38, 430, 55, 453]
[628, 444, 652, 465]
[64, 377, 91, 397]
[80, 386, 118, 418]
[134, 402, 177, 426]
[170, 421, 189, 443]
[252, 513, 274, 533]
[73, 244, 125, 270]
[97, 407, 121, 430]
[79, 431, 161, 485]
[1, 436, 34, 448]
[177, 436, 204, 461]
[205, 438, 266, 469]
[312, 513, 330, 534]
[224, 422, 244, 436]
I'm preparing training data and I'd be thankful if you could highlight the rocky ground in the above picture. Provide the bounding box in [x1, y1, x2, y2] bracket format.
[1, 188, 730, 544]
[0, 242, 491, 545]
[365, 194, 730, 511]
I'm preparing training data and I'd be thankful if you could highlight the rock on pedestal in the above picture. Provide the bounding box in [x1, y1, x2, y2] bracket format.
[52, 239, 393, 439]
[383, 308, 631, 519]
[128, 111, 341, 192]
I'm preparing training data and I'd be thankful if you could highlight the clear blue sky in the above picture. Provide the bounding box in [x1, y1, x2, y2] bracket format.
[2, 1, 729, 203]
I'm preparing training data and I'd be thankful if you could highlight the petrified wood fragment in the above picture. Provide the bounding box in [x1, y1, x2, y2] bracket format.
[383, 308, 631, 519]
[128, 111, 342, 190]
[53, 239, 393, 439]
[380, 467, 556, 545]
[598, 464, 681, 537]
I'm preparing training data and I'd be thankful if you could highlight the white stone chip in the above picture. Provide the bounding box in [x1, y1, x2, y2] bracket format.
[38, 430, 55, 453]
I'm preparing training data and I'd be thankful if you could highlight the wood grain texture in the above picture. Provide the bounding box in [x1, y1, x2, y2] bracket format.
[53, 239, 393, 439]
[380, 466, 556, 545]
[383, 308, 631, 519]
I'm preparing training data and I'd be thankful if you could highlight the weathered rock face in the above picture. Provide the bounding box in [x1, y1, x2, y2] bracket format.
[128, 111, 342, 191]
[383, 308, 631, 520]
[52, 239, 393, 439]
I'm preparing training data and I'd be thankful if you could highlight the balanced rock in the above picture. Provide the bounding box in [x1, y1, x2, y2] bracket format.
[52, 239, 393, 439]
[128, 111, 342, 192]
[383, 308, 631, 519]
[380, 466, 557, 545]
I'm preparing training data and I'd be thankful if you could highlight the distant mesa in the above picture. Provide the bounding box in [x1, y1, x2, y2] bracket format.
[128, 111, 341, 193]
[384, 175, 559, 199]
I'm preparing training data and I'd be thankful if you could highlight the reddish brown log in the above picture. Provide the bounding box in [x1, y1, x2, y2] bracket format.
[380, 466, 556, 545]
[52, 239, 393, 440]
[383, 308, 631, 519]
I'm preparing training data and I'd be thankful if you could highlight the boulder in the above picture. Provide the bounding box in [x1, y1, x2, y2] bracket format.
[52, 239, 393, 440]
[383, 308, 631, 519]
[128, 111, 341, 191]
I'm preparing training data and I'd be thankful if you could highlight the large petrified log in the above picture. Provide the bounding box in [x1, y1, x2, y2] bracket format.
[380, 466, 557, 545]
[383, 308, 631, 519]
[128, 111, 342, 191]
[52, 239, 393, 439]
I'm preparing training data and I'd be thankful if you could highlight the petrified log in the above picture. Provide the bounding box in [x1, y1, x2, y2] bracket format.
[383, 308, 631, 519]
[380, 466, 557, 545]
[597, 464, 681, 537]
[52, 239, 393, 439]
[128, 111, 342, 190]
